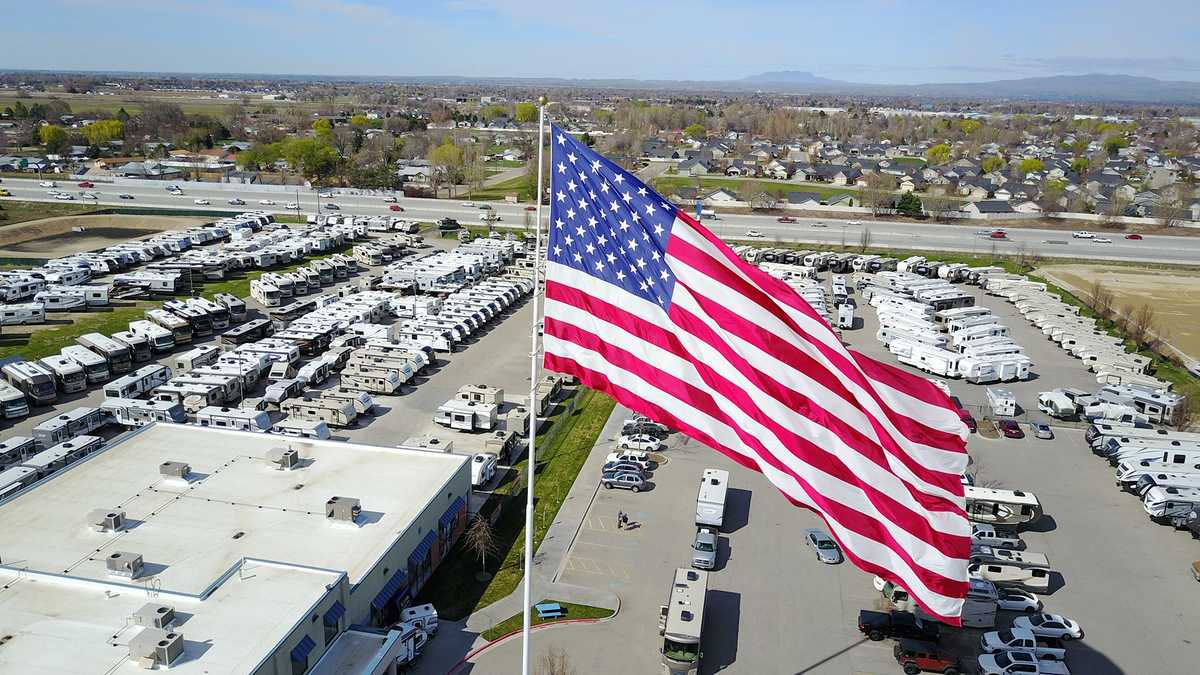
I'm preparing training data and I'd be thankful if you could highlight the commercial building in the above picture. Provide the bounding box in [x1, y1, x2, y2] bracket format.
[0, 423, 471, 674]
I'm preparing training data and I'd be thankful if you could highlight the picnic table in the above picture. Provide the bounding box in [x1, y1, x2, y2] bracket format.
[534, 602, 564, 619]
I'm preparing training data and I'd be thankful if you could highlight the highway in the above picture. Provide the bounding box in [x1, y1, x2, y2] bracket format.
[4, 177, 1200, 265]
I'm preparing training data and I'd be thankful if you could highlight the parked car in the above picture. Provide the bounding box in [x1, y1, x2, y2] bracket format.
[746, 229, 764, 238]
[605, 451, 651, 470]
[601, 470, 646, 492]
[803, 528, 843, 564]
[228, 198, 246, 205]
[324, 203, 340, 210]
[1012, 613, 1083, 640]
[1030, 422, 1054, 440]
[998, 419, 1024, 439]
[438, 217, 460, 231]
[1125, 233, 1144, 240]
[847, 220, 862, 226]
[996, 589, 1042, 613]
[776, 216, 797, 223]
[858, 610, 940, 642]
[601, 461, 647, 477]
[119, 193, 135, 199]
[618, 434, 662, 452]
[957, 407, 977, 433]
[77, 181, 94, 188]
[382, 196, 397, 203]
[389, 204, 404, 211]
[460, 201, 475, 207]
[524, 205, 537, 211]
[978, 651, 1070, 675]
[972, 524, 1023, 550]
[621, 416, 669, 437]
[980, 628, 1067, 660]
[1072, 231, 1094, 239]
[81, 192, 98, 200]
[893, 639, 962, 675]
[691, 527, 717, 570]
[193, 198, 210, 205]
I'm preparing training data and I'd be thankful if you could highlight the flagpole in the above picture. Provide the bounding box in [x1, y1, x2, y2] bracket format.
[521, 95, 548, 675]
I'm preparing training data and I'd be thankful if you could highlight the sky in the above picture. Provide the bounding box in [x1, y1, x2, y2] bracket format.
[4, 0, 1200, 84]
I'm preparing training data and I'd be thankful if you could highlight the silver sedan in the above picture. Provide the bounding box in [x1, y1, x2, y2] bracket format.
[804, 528, 843, 564]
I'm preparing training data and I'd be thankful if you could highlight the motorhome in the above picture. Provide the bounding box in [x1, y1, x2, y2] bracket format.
[59, 344, 109, 385]
[270, 419, 332, 440]
[0, 381, 29, 419]
[111, 330, 153, 363]
[658, 568, 708, 675]
[968, 562, 1051, 593]
[0, 303, 46, 326]
[2, 360, 57, 406]
[76, 333, 133, 375]
[250, 278, 283, 307]
[38, 355, 87, 394]
[214, 292, 248, 322]
[0, 436, 36, 470]
[836, 303, 854, 329]
[434, 399, 498, 431]
[103, 364, 172, 400]
[146, 308, 193, 345]
[20, 435, 103, 478]
[193, 406, 272, 432]
[221, 318, 274, 345]
[128, 320, 175, 353]
[187, 297, 231, 330]
[986, 388, 1017, 417]
[1143, 486, 1200, 526]
[174, 345, 221, 374]
[34, 288, 87, 312]
[164, 300, 213, 337]
[964, 486, 1043, 526]
[32, 406, 108, 449]
[281, 396, 357, 428]
[695, 468, 729, 529]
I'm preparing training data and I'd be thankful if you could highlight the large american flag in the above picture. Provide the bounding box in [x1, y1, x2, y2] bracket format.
[541, 125, 971, 622]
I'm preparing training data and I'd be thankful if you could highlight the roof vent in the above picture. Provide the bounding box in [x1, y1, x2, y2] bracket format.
[106, 551, 144, 579]
[133, 603, 176, 629]
[326, 496, 361, 523]
[159, 461, 190, 479]
[267, 447, 300, 470]
[128, 628, 184, 669]
[88, 509, 126, 533]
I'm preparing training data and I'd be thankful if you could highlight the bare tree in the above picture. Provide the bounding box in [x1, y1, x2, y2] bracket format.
[1123, 303, 1159, 349]
[1157, 187, 1191, 228]
[536, 646, 578, 675]
[858, 226, 873, 253]
[1176, 393, 1200, 431]
[1087, 279, 1116, 319]
[748, 191, 776, 211]
[464, 514, 498, 571]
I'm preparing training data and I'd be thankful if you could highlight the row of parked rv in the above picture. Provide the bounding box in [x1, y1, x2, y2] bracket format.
[1088, 422, 1200, 534]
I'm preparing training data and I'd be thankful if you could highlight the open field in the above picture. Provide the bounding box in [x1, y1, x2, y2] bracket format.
[0, 213, 205, 257]
[465, 174, 534, 202]
[1038, 263, 1200, 363]
[0, 199, 104, 227]
[0, 91, 328, 117]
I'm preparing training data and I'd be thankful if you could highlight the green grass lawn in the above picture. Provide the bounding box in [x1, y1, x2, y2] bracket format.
[485, 160, 525, 168]
[651, 176, 858, 202]
[479, 600, 614, 641]
[0, 199, 105, 226]
[0, 304, 153, 361]
[415, 388, 616, 620]
[466, 174, 534, 202]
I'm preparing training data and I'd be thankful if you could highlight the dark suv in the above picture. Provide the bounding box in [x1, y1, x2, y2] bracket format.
[893, 639, 960, 675]
[858, 610, 940, 642]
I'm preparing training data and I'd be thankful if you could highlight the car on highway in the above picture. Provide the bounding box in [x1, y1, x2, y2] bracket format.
[460, 201, 475, 207]
[989, 230, 1008, 239]
[998, 419, 1024, 439]
[691, 527, 717, 569]
[118, 193, 134, 199]
[811, 221, 827, 227]
[1072, 230, 1094, 239]
[324, 203, 340, 210]
[601, 470, 646, 492]
[0, 188, 9, 197]
[996, 589, 1042, 613]
[285, 202, 299, 209]
[1012, 613, 1083, 640]
[478, 203, 492, 209]
[54, 193, 75, 200]
[1125, 233, 1144, 240]
[193, 199, 210, 205]
[478, 212, 501, 222]
[746, 229, 765, 238]
[227, 198, 246, 205]
[81, 192, 98, 200]
[524, 205, 537, 211]
[1030, 422, 1054, 440]
[258, 199, 275, 206]
[382, 196, 397, 203]
[77, 181, 94, 188]
[389, 204, 404, 211]
[168, 189, 183, 196]
[39, 181, 57, 188]
[317, 191, 333, 198]
[1093, 237, 1112, 244]
[803, 528, 843, 564]
[847, 220, 862, 226]
[618, 434, 662, 452]
[776, 216, 797, 223]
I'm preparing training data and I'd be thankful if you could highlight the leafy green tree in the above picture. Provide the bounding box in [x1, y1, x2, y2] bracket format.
[683, 123, 707, 139]
[896, 192, 923, 216]
[925, 143, 951, 165]
[1018, 158, 1045, 176]
[349, 114, 370, 127]
[38, 124, 70, 154]
[428, 136, 464, 196]
[981, 156, 1006, 174]
[1070, 157, 1089, 175]
[955, 119, 982, 135]
[480, 104, 508, 121]
[82, 119, 123, 145]
[312, 118, 333, 142]
[515, 102, 538, 123]
[236, 142, 281, 171]
[1103, 135, 1129, 156]
[280, 137, 339, 182]
[1068, 137, 1088, 155]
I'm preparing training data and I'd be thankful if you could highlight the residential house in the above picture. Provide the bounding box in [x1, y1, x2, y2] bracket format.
[112, 161, 183, 180]
[963, 200, 1015, 215]
[787, 192, 823, 208]
[704, 188, 741, 204]
[678, 159, 711, 176]
[1012, 200, 1043, 214]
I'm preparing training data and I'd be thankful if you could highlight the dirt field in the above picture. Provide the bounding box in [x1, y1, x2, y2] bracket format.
[1038, 263, 1200, 362]
[0, 214, 207, 257]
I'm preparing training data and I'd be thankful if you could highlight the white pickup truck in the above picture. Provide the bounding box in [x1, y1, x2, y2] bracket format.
[981, 628, 1068, 660]
[979, 651, 1070, 675]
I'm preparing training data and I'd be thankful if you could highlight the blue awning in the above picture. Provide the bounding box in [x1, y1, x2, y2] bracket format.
[371, 570, 409, 611]
[290, 635, 316, 663]
[408, 530, 436, 568]
[323, 600, 345, 626]
[440, 496, 465, 529]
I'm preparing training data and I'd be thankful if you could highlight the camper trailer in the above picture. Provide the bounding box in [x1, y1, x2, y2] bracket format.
[0, 303, 46, 326]
[1143, 486, 1200, 527]
[434, 399, 498, 431]
[281, 396, 357, 428]
[193, 406, 271, 432]
[695, 468, 729, 529]
[986, 388, 1017, 417]
[174, 345, 222, 375]
[104, 364, 172, 400]
[270, 419, 332, 440]
[964, 486, 1044, 526]
[32, 406, 109, 449]
[318, 388, 374, 416]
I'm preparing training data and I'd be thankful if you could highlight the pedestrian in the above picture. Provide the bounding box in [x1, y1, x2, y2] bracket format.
[617, 510, 625, 530]
[620, 512, 629, 530]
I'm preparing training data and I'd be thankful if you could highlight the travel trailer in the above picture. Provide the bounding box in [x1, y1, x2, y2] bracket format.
[193, 406, 272, 432]
[103, 364, 172, 400]
[434, 399, 498, 431]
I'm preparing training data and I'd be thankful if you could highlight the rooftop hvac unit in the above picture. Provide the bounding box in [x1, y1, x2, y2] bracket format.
[133, 602, 176, 629]
[88, 508, 126, 533]
[159, 461, 190, 479]
[266, 447, 300, 470]
[325, 496, 361, 523]
[128, 628, 184, 669]
[106, 551, 144, 579]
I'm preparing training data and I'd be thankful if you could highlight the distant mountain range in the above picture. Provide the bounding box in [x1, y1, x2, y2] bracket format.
[736, 71, 1200, 104]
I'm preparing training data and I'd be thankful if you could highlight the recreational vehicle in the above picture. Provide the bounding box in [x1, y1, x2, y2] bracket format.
[695, 468, 729, 529]
[214, 292, 248, 322]
[38, 355, 87, 394]
[281, 396, 357, 428]
[76, 333, 133, 375]
[111, 330, 152, 363]
[434, 399, 498, 431]
[0, 436, 36, 469]
[20, 435, 103, 478]
[221, 318, 273, 345]
[60, 345, 110, 385]
[193, 406, 272, 432]
[164, 300, 213, 337]
[658, 568, 708, 675]
[0, 303, 46, 326]
[146, 309, 193, 345]
[187, 297, 231, 330]
[968, 562, 1051, 593]
[0, 382, 29, 419]
[296, 360, 332, 386]
[103, 364, 172, 400]
[250, 279, 283, 307]
[32, 406, 108, 449]
[318, 388, 375, 416]
[1143, 486, 1200, 526]
[127, 320, 175, 353]
[964, 486, 1043, 526]
[986, 388, 1017, 417]
[34, 288, 87, 312]
[270, 420, 332, 440]
[174, 345, 221, 375]
[2, 360, 57, 406]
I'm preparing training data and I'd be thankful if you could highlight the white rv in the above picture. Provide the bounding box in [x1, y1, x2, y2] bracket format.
[193, 406, 272, 432]
[0, 303, 46, 326]
[964, 486, 1043, 526]
[38, 355, 87, 394]
[695, 468, 729, 529]
[0, 381, 29, 419]
[434, 399, 498, 431]
[985, 388, 1017, 417]
[103, 364, 172, 400]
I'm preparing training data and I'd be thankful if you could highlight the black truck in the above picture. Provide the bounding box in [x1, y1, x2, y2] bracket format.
[857, 610, 941, 642]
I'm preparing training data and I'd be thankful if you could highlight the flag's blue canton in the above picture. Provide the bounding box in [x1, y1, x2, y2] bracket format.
[547, 124, 677, 307]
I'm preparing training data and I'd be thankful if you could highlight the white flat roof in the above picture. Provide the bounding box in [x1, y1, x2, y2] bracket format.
[0, 423, 469, 673]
